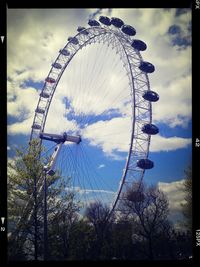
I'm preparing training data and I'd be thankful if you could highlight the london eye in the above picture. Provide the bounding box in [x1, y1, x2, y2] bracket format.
[30, 15, 159, 216]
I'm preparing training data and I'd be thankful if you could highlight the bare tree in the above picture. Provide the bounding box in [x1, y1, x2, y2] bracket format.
[121, 182, 169, 259]
[181, 166, 192, 232]
[85, 201, 114, 259]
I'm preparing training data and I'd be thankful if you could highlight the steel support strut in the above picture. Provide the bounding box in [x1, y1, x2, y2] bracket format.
[41, 131, 81, 260]
[43, 170, 48, 261]
[41, 132, 81, 176]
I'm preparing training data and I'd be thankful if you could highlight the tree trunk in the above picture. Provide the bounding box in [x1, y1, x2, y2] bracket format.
[148, 237, 154, 260]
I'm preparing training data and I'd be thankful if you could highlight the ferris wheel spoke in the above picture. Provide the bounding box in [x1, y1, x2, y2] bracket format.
[79, 94, 130, 129]
[76, 44, 121, 120]
[75, 82, 130, 130]
[65, 145, 88, 203]
[79, 149, 102, 205]
[80, 142, 116, 194]
[75, 44, 112, 124]
[69, 144, 99, 205]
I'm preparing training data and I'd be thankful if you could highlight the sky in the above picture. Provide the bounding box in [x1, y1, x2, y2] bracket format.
[7, 8, 192, 227]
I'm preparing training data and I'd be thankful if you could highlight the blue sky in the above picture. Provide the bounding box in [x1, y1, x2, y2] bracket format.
[7, 8, 191, 227]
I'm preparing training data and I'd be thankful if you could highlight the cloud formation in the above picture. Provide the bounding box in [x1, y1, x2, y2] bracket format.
[151, 134, 191, 152]
[158, 179, 186, 224]
[65, 186, 115, 195]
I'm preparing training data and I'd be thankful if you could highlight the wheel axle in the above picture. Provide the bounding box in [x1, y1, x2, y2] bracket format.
[39, 132, 81, 144]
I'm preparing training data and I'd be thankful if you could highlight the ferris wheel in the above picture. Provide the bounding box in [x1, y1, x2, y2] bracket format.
[30, 16, 159, 215]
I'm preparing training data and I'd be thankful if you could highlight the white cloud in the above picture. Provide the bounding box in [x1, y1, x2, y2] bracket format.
[7, 81, 39, 135]
[85, 189, 115, 194]
[98, 164, 105, 169]
[8, 115, 34, 135]
[65, 186, 114, 195]
[150, 134, 191, 152]
[153, 73, 192, 128]
[7, 86, 38, 118]
[83, 116, 131, 157]
[159, 179, 186, 211]
[158, 179, 187, 224]
[7, 9, 91, 81]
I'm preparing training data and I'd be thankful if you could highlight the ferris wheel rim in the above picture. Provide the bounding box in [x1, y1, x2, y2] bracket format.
[29, 18, 157, 215]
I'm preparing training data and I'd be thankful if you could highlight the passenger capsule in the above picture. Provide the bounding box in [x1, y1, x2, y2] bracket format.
[99, 16, 111, 26]
[142, 124, 159, 135]
[45, 77, 56, 83]
[139, 61, 155, 73]
[35, 107, 45, 114]
[142, 90, 159, 102]
[52, 62, 62, 69]
[121, 25, 136, 36]
[68, 36, 79, 45]
[32, 123, 41, 130]
[77, 26, 89, 35]
[88, 19, 100, 27]
[137, 159, 154, 169]
[110, 17, 124, 28]
[131, 39, 147, 51]
[40, 92, 50, 98]
[59, 49, 70, 56]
